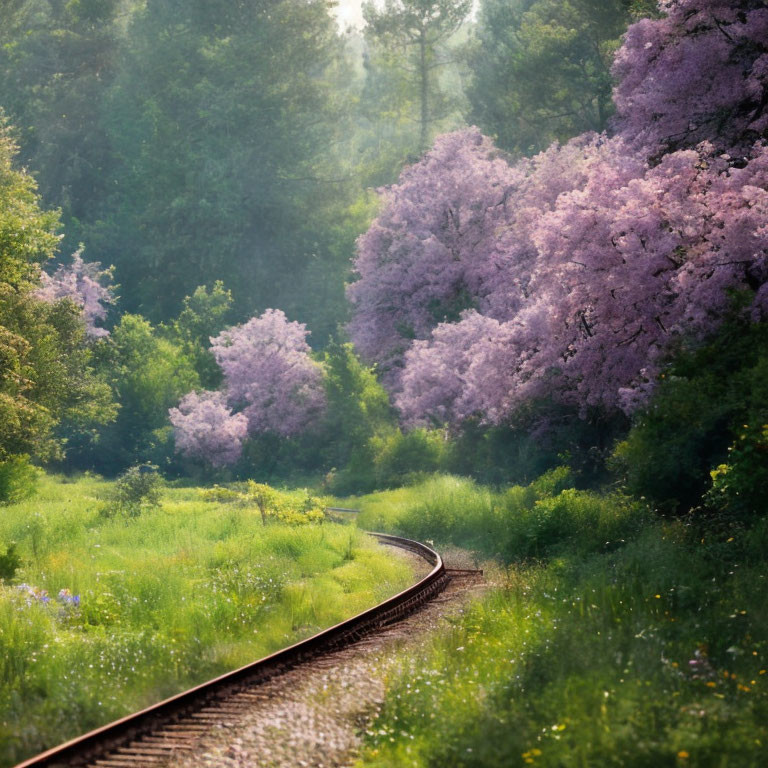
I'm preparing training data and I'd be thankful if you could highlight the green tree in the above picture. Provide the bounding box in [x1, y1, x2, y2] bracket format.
[167, 282, 233, 389]
[97, 0, 358, 329]
[89, 314, 198, 473]
[0, 122, 115, 491]
[321, 341, 394, 486]
[362, 0, 472, 152]
[0, 0, 124, 239]
[467, 0, 655, 154]
[610, 316, 768, 515]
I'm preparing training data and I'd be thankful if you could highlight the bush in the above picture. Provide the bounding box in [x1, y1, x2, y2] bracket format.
[198, 481, 326, 526]
[372, 429, 448, 488]
[109, 464, 162, 517]
[85, 314, 199, 474]
[705, 424, 768, 521]
[0, 542, 21, 582]
[359, 466, 650, 563]
[0, 456, 38, 504]
[506, 488, 648, 560]
[611, 318, 768, 514]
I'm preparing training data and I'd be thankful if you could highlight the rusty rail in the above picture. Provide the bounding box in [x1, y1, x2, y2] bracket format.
[13, 533, 448, 768]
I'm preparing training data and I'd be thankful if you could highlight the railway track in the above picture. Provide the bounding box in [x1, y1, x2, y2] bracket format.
[15, 532, 477, 768]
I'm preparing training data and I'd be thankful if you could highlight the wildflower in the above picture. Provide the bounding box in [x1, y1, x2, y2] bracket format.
[678, 751, 690, 759]
[16, 584, 50, 604]
[688, 649, 716, 680]
[58, 588, 80, 604]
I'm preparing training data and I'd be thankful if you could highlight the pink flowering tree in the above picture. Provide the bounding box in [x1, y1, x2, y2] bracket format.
[347, 129, 525, 384]
[396, 311, 518, 427]
[210, 309, 326, 437]
[613, 0, 768, 155]
[169, 390, 249, 467]
[526, 140, 768, 414]
[170, 309, 326, 467]
[347, 129, 624, 388]
[396, 137, 768, 426]
[355, 1, 768, 430]
[36, 250, 114, 338]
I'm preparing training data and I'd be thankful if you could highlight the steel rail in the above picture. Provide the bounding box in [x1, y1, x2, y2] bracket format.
[13, 532, 448, 768]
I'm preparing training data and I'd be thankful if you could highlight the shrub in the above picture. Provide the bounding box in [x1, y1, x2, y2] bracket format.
[0, 456, 38, 504]
[0, 542, 21, 582]
[705, 424, 768, 522]
[507, 489, 648, 560]
[362, 467, 649, 564]
[199, 481, 326, 525]
[198, 485, 242, 504]
[110, 464, 162, 517]
[372, 429, 448, 488]
[610, 318, 768, 514]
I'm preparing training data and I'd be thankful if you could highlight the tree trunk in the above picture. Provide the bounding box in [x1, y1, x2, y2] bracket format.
[419, 29, 429, 150]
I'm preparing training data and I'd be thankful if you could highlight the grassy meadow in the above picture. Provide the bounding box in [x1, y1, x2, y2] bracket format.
[0, 474, 415, 767]
[349, 475, 768, 768]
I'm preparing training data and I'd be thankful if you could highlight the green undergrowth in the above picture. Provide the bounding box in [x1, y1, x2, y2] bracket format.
[349, 476, 768, 767]
[0, 474, 414, 767]
[351, 470, 647, 563]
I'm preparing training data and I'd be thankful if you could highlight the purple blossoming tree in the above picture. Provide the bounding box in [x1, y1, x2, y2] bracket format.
[170, 309, 326, 467]
[169, 390, 249, 467]
[210, 309, 326, 437]
[613, 0, 768, 155]
[36, 250, 114, 338]
[354, 0, 768, 430]
[347, 129, 525, 384]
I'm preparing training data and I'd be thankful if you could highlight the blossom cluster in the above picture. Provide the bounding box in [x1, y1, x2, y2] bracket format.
[35, 250, 114, 339]
[613, 0, 768, 155]
[169, 390, 249, 467]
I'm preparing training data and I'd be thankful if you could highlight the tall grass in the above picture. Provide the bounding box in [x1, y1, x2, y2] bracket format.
[0, 475, 414, 767]
[354, 469, 648, 563]
[351, 479, 768, 767]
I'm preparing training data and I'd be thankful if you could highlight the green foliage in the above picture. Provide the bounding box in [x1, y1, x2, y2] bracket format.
[109, 465, 162, 517]
[95, 0, 359, 329]
[199, 481, 327, 526]
[0, 0, 367, 341]
[0, 456, 38, 505]
[355, 468, 645, 563]
[88, 314, 199, 473]
[167, 282, 233, 388]
[705, 424, 768, 521]
[371, 428, 449, 489]
[610, 318, 768, 514]
[0, 0, 122, 238]
[361, 0, 471, 166]
[198, 484, 243, 504]
[321, 342, 395, 493]
[0, 473, 415, 767]
[467, 0, 655, 154]
[0, 543, 21, 583]
[0, 122, 115, 475]
[445, 421, 565, 486]
[0, 121, 60, 288]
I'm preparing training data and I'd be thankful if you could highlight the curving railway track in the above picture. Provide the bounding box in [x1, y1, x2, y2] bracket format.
[15, 532, 478, 768]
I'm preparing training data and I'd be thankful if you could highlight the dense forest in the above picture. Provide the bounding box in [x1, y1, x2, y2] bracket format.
[1, 0, 768, 763]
